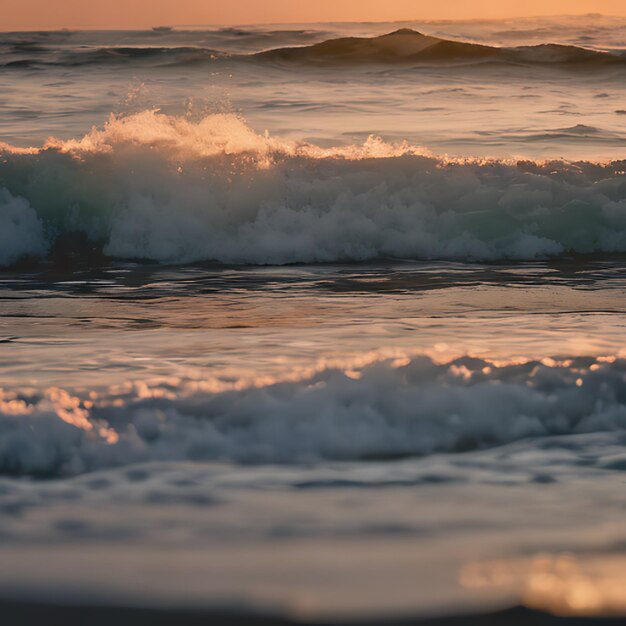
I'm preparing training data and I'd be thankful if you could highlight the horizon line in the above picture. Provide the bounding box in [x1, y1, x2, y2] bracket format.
[0, 12, 619, 33]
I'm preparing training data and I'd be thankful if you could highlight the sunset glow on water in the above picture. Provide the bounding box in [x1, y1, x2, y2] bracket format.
[1, 6, 626, 624]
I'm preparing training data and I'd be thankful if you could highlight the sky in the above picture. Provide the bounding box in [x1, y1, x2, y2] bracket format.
[3, 0, 626, 30]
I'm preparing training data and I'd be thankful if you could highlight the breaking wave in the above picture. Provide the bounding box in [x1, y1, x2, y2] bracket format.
[3, 354, 626, 477]
[1, 109, 626, 268]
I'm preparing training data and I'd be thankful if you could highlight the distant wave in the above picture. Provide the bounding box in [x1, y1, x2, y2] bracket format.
[1, 110, 625, 268]
[1, 46, 225, 68]
[3, 29, 625, 69]
[256, 28, 626, 66]
[3, 354, 626, 477]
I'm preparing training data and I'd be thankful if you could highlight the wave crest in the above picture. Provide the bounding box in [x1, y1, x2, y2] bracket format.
[256, 29, 626, 66]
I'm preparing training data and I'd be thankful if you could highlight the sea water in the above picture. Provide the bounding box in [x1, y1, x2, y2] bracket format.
[1, 15, 626, 619]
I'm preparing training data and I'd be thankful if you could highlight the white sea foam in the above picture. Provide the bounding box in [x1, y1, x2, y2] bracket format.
[2, 355, 626, 477]
[0, 188, 48, 266]
[1, 110, 625, 267]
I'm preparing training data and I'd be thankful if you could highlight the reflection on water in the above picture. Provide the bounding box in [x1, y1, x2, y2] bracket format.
[3, 259, 626, 388]
[461, 553, 626, 616]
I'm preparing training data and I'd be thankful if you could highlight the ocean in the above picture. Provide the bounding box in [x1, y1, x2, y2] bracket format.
[1, 14, 626, 623]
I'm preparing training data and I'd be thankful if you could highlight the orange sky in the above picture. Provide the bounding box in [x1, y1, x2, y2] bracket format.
[3, 0, 626, 30]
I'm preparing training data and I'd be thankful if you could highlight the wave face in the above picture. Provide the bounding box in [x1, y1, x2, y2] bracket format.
[256, 29, 626, 66]
[2, 354, 626, 477]
[1, 111, 626, 267]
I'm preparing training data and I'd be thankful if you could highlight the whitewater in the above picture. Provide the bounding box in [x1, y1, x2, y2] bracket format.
[2, 110, 626, 267]
[2, 15, 626, 623]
